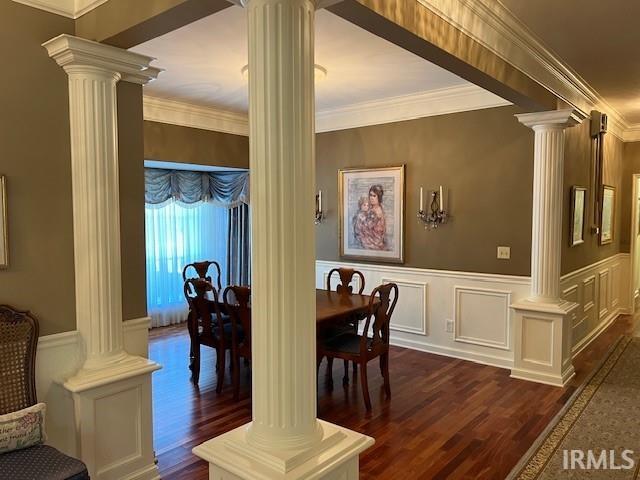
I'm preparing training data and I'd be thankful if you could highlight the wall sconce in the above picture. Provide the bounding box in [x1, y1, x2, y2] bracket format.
[315, 190, 324, 225]
[418, 186, 448, 230]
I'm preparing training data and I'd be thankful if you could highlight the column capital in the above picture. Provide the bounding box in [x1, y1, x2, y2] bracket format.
[515, 108, 586, 130]
[42, 34, 162, 85]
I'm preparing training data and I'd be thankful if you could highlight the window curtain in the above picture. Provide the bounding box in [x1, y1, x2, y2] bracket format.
[146, 201, 229, 327]
[228, 204, 251, 286]
[144, 168, 251, 328]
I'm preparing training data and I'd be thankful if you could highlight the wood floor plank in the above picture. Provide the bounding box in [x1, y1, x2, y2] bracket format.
[150, 315, 635, 479]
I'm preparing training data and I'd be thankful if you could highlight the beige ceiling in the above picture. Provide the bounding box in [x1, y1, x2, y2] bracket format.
[500, 0, 640, 124]
[130, 6, 473, 114]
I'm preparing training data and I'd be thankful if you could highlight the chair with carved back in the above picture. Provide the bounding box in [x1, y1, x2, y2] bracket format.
[317, 283, 398, 411]
[223, 286, 251, 400]
[186, 279, 232, 393]
[0, 305, 89, 480]
[323, 267, 366, 383]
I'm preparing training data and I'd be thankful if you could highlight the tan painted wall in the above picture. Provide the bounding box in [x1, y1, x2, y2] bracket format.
[118, 83, 148, 321]
[144, 121, 250, 169]
[315, 106, 535, 276]
[0, 2, 76, 336]
[562, 122, 626, 275]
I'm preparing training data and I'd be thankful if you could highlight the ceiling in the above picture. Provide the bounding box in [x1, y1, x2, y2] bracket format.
[130, 6, 474, 115]
[500, 0, 640, 125]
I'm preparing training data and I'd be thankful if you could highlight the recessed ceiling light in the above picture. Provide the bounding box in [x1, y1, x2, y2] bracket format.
[241, 63, 327, 82]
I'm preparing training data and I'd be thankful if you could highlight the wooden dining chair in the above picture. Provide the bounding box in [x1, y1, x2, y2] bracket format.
[317, 283, 398, 411]
[186, 278, 231, 392]
[182, 260, 223, 293]
[324, 267, 366, 382]
[223, 286, 251, 400]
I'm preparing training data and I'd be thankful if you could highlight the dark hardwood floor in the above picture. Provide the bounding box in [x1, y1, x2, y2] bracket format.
[149, 315, 636, 480]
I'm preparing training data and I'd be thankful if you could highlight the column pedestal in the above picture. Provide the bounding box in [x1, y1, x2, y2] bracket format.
[511, 300, 577, 386]
[511, 109, 584, 387]
[43, 34, 162, 480]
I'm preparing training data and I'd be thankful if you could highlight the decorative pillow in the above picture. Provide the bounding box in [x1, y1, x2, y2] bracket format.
[0, 403, 46, 454]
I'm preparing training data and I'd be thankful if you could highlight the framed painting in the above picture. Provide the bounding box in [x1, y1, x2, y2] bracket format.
[338, 166, 405, 263]
[0, 176, 7, 268]
[569, 186, 586, 247]
[600, 185, 615, 245]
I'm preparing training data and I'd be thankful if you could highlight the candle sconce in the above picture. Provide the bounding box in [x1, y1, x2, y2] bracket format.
[315, 190, 325, 225]
[418, 186, 449, 230]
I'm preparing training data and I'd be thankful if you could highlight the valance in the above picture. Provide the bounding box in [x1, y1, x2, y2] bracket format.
[145, 168, 249, 208]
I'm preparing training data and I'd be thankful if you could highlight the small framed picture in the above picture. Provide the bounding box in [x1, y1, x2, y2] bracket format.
[600, 185, 615, 245]
[0, 176, 7, 268]
[569, 186, 586, 247]
[338, 166, 405, 263]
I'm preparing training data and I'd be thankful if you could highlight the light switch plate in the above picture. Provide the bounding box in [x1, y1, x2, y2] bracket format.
[497, 246, 511, 259]
[445, 319, 454, 333]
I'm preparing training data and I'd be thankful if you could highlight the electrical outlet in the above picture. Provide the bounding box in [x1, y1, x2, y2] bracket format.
[445, 319, 454, 333]
[497, 246, 511, 259]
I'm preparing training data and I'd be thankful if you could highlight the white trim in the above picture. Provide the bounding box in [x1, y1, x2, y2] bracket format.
[315, 84, 510, 133]
[123, 316, 151, 333]
[415, 0, 640, 141]
[143, 85, 510, 136]
[143, 96, 249, 137]
[572, 308, 619, 358]
[390, 336, 513, 370]
[561, 253, 630, 284]
[11, 0, 108, 19]
[38, 329, 79, 351]
[380, 277, 428, 335]
[315, 260, 531, 285]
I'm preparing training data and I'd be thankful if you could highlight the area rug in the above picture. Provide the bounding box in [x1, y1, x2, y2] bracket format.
[507, 336, 640, 480]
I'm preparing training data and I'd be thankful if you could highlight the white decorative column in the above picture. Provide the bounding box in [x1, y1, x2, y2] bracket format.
[511, 109, 584, 387]
[192, 0, 373, 478]
[43, 34, 162, 480]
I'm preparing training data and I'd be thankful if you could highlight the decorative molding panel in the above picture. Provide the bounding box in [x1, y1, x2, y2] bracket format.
[415, 0, 640, 141]
[11, 0, 108, 18]
[598, 269, 610, 320]
[381, 278, 428, 335]
[582, 275, 596, 313]
[562, 285, 580, 328]
[143, 85, 510, 137]
[521, 315, 553, 367]
[611, 263, 621, 309]
[453, 286, 511, 351]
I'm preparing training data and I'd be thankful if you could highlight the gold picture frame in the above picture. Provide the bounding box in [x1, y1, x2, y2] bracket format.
[569, 186, 586, 247]
[338, 165, 405, 263]
[0, 176, 7, 268]
[600, 184, 615, 245]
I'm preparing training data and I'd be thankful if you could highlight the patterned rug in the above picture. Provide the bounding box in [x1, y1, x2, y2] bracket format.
[507, 336, 640, 480]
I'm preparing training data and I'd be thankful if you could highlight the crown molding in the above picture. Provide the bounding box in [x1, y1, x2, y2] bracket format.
[315, 84, 510, 133]
[415, 0, 640, 141]
[11, 0, 108, 18]
[143, 96, 250, 137]
[143, 84, 510, 136]
[624, 126, 640, 143]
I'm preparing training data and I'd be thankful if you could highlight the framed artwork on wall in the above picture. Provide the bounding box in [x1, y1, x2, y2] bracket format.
[569, 186, 586, 247]
[338, 165, 405, 263]
[600, 185, 615, 245]
[0, 176, 7, 268]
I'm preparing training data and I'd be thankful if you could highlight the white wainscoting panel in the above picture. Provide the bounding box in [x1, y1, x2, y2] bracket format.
[560, 253, 630, 356]
[381, 278, 428, 335]
[317, 260, 531, 369]
[35, 317, 152, 455]
[453, 287, 511, 350]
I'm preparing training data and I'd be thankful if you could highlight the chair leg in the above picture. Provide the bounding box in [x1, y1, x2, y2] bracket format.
[191, 343, 201, 384]
[352, 361, 357, 378]
[381, 353, 391, 398]
[216, 348, 226, 394]
[232, 350, 240, 401]
[360, 361, 371, 411]
[343, 360, 350, 385]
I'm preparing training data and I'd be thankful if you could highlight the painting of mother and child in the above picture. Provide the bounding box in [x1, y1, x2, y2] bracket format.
[339, 166, 404, 263]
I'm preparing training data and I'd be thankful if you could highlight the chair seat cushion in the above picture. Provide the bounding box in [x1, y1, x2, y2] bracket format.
[320, 333, 372, 355]
[213, 322, 244, 343]
[0, 444, 89, 480]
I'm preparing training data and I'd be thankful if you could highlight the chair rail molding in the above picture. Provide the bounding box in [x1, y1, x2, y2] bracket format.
[11, 0, 108, 18]
[415, 0, 640, 141]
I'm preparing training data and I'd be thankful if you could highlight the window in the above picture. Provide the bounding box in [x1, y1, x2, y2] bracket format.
[145, 200, 229, 327]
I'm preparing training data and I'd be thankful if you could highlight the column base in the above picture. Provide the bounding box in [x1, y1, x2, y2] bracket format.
[193, 420, 374, 480]
[65, 354, 161, 480]
[510, 299, 577, 387]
